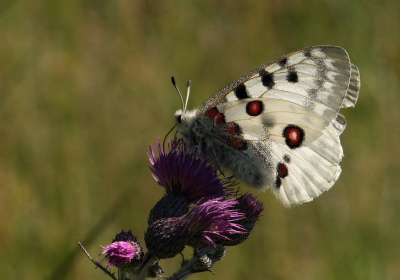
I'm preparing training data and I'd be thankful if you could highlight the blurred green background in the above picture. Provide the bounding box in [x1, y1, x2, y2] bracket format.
[0, 0, 399, 279]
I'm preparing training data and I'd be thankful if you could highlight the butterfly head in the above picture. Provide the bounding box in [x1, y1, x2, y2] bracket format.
[175, 109, 184, 125]
[174, 109, 199, 145]
[174, 109, 197, 127]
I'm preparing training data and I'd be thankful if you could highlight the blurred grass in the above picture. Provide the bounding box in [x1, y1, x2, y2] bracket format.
[0, 0, 399, 279]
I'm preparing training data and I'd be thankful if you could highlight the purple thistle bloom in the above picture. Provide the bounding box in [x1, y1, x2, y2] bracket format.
[148, 138, 235, 203]
[99, 241, 142, 268]
[111, 229, 144, 267]
[145, 198, 246, 260]
[218, 193, 264, 246]
[236, 193, 264, 222]
[183, 198, 246, 247]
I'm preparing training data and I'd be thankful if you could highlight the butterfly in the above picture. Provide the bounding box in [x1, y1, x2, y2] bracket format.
[174, 46, 360, 207]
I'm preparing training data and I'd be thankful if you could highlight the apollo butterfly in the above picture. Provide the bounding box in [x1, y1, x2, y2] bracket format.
[174, 46, 360, 207]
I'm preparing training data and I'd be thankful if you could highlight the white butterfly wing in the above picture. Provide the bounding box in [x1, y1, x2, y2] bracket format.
[268, 122, 345, 206]
[198, 46, 359, 116]
[179, 46, 360, 206]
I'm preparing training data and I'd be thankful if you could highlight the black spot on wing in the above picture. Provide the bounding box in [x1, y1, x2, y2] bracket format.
[283, 155, 291, 163]
[259, 69, 275, 89]
[287, 71, 298, 83]
[234, 84, 249, 99]
[278, 58, 288, 68]
[275, 176, 282, 189]
[303, 49, 312, 58]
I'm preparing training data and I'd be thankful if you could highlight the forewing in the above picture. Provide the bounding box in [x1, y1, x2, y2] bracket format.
[198, 45, 360, 120]
[197, 46, 360, 206]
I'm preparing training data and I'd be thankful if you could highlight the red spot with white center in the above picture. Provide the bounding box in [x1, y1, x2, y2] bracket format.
[246, 101, 264, 116]
[277, 163, 288, 178]
[283, 125, 305, 148]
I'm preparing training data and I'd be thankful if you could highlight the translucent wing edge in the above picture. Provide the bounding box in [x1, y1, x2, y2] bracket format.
[342, 63, 361, 108]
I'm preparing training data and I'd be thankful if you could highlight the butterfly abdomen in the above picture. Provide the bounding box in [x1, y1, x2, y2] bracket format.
[211, 139, 273, 188]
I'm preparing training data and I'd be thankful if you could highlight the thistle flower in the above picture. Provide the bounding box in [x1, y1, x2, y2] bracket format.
[145, 217, 187, 259]
[99, 240, 142, 268]
[148, 138, 234, 202]
[184, 198, 246, 247]
[148, 138, 236, 224]
[148, 192, 191, 226]
[145, 198, 246, 260]
[218, 193, 264, 246]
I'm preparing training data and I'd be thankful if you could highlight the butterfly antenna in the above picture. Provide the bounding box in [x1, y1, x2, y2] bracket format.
[184, 80, 192, 113]
[171, 76, 185, 111]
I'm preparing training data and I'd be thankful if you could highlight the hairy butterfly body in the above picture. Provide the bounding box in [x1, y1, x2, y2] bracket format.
[175, 46, 360, 207]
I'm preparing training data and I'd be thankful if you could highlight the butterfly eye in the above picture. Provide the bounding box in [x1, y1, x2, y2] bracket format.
[176, 115, 182, 124]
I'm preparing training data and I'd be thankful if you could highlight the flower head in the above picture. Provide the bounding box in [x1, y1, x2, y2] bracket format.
[148, 138, 236, 224]
[145, 198, 246, 260]
[145, 217, 187, 259]
[99, 240, 142, 268]
[218, 193, 264, 246]
[183, 198, 246, 247]
[148, 138, 235, 203]
[148, 192, 191, 225]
